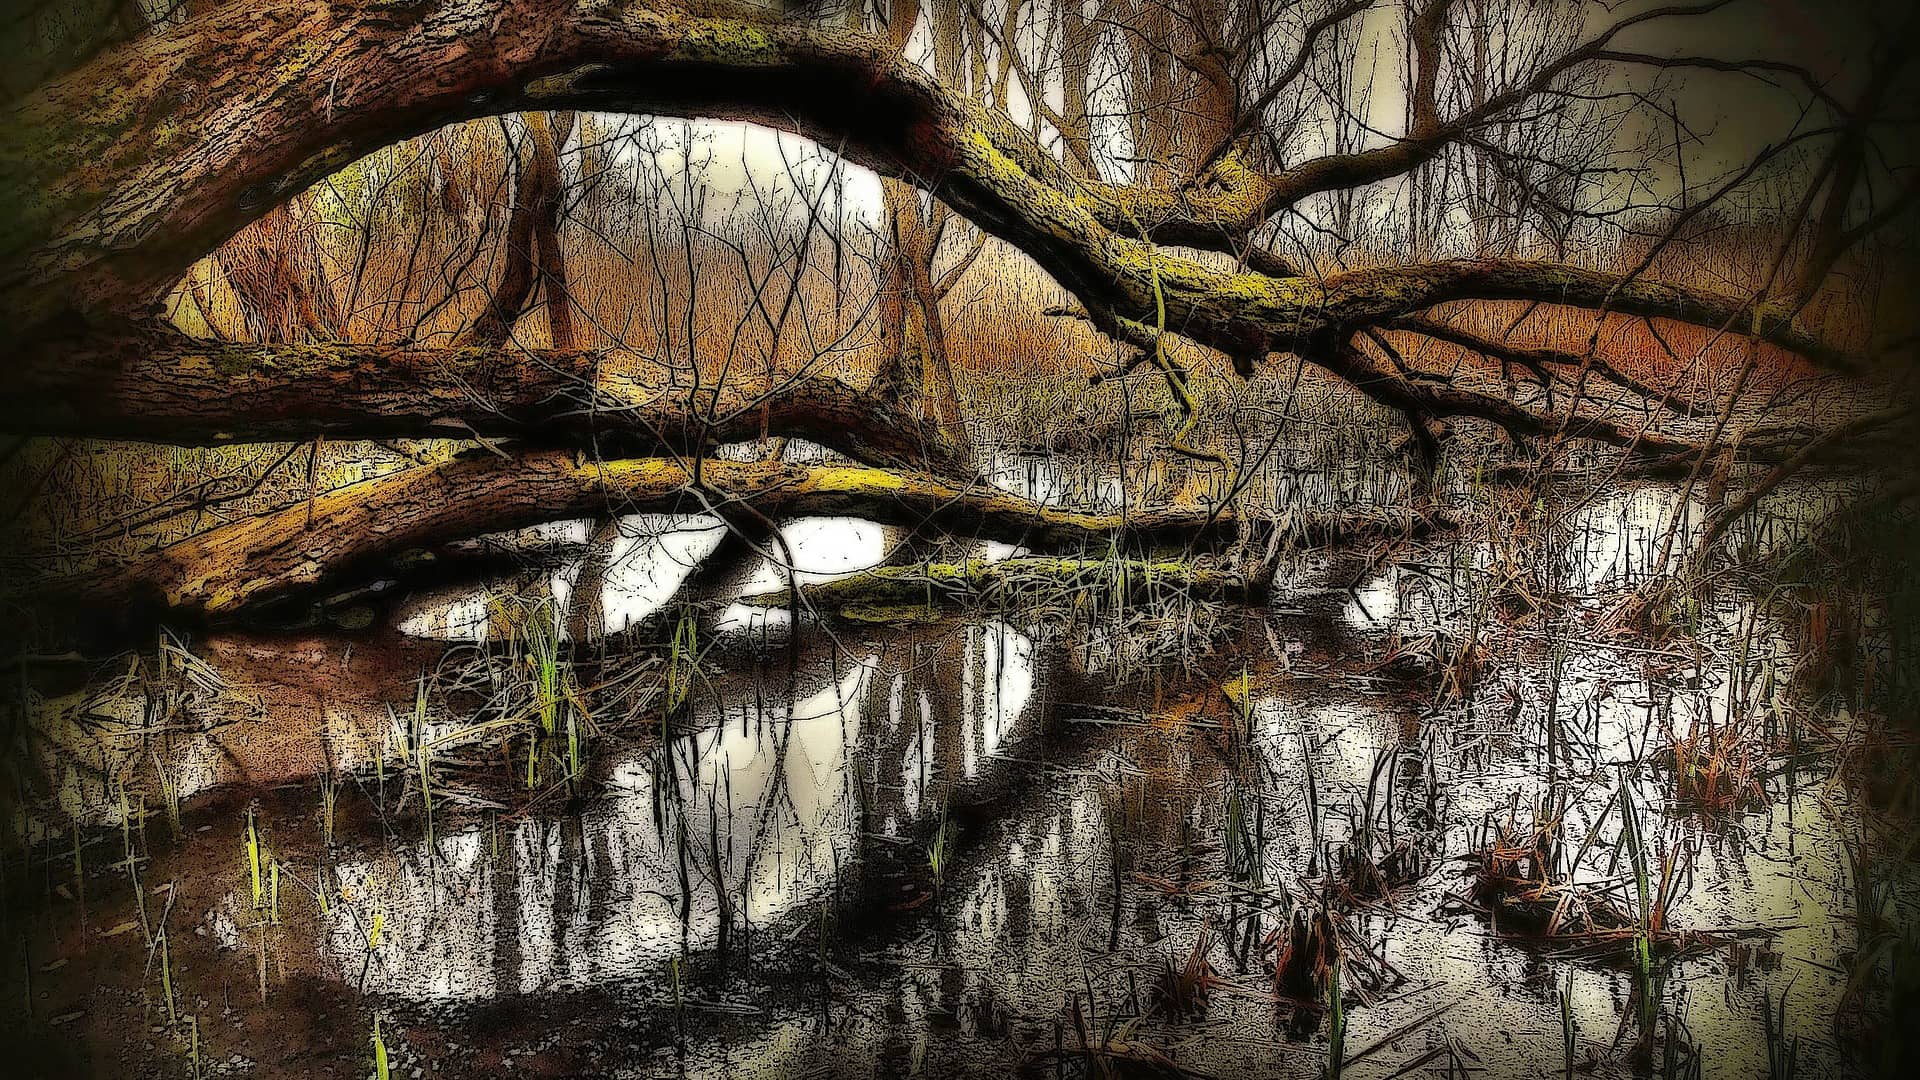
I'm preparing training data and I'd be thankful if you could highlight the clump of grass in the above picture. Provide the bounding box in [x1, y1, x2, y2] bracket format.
[156, 928, 177, 1023]
[1152, 927, 1224, 1021]
[1761, 988, 1799, 1079]
[926, 797, 952, 893]
[474, 594, 597, 792]
[319, 771, 338, 846]
[1332, 748, 1428, 901]
[1269, 902, 1341, 1003]
[1658, 718, 1769, 814]
[1457, 801, 1632, 938]
[1222, 772, 1265, 891]
[1374, 627, 1486, 706]
[1334, 836, 1425, 902]
[665, 602, 700, 715]
[1607, 576, 1704, 642]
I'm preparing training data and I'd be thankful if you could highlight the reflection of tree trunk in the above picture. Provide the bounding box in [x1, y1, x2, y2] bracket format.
[930, 633, 965, 793]
[491, 819, 526, 997]
[464, 111, 575, 348]
[564, 516, 621, 643]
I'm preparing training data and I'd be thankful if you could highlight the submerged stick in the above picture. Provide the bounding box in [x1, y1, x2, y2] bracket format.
[738, 556, 1265, 620]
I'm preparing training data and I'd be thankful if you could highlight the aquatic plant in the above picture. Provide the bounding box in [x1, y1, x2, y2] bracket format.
[244, 805, 264, 909]
[1151, 927, 1223, 1021]
[372, 1015, 391, 1080]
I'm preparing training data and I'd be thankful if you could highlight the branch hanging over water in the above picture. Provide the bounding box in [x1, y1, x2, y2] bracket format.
[738, 556, 1268, 621]
[8, 326, 967, 476]
[56, 454, 1249, 622]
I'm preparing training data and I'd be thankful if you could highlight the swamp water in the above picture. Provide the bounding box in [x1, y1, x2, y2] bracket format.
[2, 475, 1910, 1079]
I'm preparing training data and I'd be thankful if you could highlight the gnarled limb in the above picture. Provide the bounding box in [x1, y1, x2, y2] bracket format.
[2, 1, 1852, 378]
[59, 454, 1247, 620]
[6, 325, 966, 475]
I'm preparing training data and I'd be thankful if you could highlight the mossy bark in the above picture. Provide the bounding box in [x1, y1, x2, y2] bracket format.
[56, 454, 1245, 622]
[7, 329, 965, 475]
[3, 0, 1846, 377]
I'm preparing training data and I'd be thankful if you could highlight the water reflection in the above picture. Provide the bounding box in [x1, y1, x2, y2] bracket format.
[312, 620, 1040, 1003]
[11, 474, 1913, 1080]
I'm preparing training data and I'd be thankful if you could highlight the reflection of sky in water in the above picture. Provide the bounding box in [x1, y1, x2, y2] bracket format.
[397, 515, 727, 641]
[595, 516, 727, 633]
[32, 472, 1910, 1078]
[314, 621, 1040, 1003]
[386, 455, 1127, 645]
[735, 516, 888, 593]
[324, 658, 874, 1000]
[396, 515, 911, 642]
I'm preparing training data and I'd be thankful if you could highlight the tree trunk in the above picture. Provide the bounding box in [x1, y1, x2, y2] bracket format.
[62, 454, 1247, 621]
[3, 1, 1847, 368]
[868, 0, 971, 465]
[7, 329, 968, 476]
[212, 198, 344, 343]
[464, 110, 577, 348]
[0, 0, 1862, 474]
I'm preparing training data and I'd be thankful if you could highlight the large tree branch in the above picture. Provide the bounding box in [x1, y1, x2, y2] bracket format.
[60, 453, 1246, 620]
[5, 325, 967, 475]
[0, 0, 1856, 395]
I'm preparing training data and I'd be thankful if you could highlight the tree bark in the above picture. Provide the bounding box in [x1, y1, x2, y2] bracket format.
[6, 328, 967, 475]
[60, 454, 1247, 621]
[0, 0, 1876, 497]
[1, 0, 1849, 376]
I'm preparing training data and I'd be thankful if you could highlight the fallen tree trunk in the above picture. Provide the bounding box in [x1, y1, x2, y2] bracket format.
[7, 328, 964, 475]
[57, 454, 1246, 622]
[737, 557, 1265, 621]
